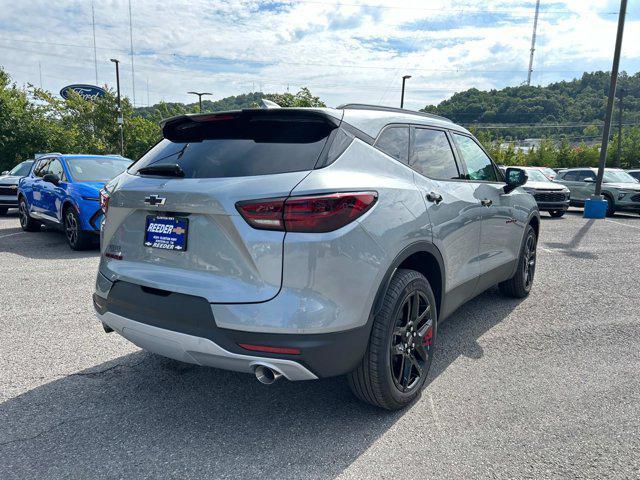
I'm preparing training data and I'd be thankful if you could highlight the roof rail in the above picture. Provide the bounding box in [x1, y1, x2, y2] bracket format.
[336, 103, 452, 123]
[34, 152, 62, 158]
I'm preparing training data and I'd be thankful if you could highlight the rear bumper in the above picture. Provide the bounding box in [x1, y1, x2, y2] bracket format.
[93, 279, 372, 379]
[95, 309, 318, 381]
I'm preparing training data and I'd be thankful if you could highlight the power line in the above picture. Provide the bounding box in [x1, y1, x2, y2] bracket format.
[0, 40, 591, 75]
[286, 1, 618, 16]
[469, 123, 640, 129]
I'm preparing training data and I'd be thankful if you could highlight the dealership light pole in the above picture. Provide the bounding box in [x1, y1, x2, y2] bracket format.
[188, 91, 212, 112]
[110, 58, 124, 155]
[585, 0, 627, 218]
[400, 75, 411, 109]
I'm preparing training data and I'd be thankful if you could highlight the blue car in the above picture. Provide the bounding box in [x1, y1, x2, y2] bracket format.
[18, 153, 132, 250]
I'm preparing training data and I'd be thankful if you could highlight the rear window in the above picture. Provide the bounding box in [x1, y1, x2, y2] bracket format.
[130, 113, 336, 178]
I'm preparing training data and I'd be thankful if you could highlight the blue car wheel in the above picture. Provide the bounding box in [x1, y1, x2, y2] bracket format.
[64, 206, 93, 250]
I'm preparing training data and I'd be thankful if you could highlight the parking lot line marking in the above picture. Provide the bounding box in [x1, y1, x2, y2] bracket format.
[0, 232, 24, 239]
[606, 219, 640, 230]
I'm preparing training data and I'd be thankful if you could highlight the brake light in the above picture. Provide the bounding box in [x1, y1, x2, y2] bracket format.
[235, 197, 286, 231]
[236, 192, 377, 233]
[99, 188, 110, 215]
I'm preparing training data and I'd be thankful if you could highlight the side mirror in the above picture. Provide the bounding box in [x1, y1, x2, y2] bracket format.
[504, 167, 528, 194]
[1, 171, 9, 175]
[43, 173, 60, 185]
[584, 177, 595, 183]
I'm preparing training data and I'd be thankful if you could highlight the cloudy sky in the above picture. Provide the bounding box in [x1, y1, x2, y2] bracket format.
[1, 0, 639, 110]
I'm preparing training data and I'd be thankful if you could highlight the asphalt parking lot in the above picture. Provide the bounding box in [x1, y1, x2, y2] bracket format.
[1, 209, 639, 479]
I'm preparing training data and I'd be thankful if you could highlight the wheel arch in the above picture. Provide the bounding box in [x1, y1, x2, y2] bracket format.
[371, 242, 445, 323]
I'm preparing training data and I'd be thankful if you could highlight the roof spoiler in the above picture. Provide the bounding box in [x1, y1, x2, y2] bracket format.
[160, 109, 339, 142]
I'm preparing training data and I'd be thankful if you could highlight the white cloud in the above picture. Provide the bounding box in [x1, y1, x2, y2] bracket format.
[0, 0, 637, 110]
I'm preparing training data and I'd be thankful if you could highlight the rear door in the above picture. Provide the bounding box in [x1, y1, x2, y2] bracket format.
[575, 170, 597, 201]
[409, 126, 481, 301]
[451, 133, 520, 279]
[101, 110, 340, 303]
[40, 158, 65, 219]
[29, 158, 51, 215]
[555, 170, 579, 201]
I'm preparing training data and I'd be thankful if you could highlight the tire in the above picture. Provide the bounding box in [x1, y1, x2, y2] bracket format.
[0, 207, 8, 216]
[499, 224, 537, 298]
[604, 195, 616, 217]
[549, 210, 565, 218]
[18, 197, 40, 232]
[348, 269, 437, 410]
[64, 206, 93, 251]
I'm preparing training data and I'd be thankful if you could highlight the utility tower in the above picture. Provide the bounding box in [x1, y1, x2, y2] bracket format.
[527, 0, 541, 86]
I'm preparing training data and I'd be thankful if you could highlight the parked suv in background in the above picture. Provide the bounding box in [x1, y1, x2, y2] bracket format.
[18, 154, 132, 249]
[555, 167, 640, 216]
[94, 105, 539, 410]
[515, 166, 570, 217]
[0, 159, 34, 215]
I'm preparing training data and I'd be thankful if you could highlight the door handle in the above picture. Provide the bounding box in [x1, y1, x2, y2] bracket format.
[426, 192, 443, 204]
[481, 199, 493, 207]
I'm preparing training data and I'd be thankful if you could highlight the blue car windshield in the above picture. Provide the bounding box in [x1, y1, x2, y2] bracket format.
[66, 157, 132, 182]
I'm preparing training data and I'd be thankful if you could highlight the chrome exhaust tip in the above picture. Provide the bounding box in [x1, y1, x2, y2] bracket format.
[254, 365, 283, 385]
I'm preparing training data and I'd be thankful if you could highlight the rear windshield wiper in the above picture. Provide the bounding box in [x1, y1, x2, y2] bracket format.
[137, 163, 185, 177]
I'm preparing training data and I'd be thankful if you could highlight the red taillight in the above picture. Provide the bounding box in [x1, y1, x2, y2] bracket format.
[99, 188, 110, 215]
[235, 197, 286, 231]
[236, 192, 377, 233]
[238, 343, 301, 355]
[284, 192, 377, 233]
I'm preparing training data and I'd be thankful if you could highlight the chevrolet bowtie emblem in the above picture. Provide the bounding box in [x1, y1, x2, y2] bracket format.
[144, 195, 166, 206]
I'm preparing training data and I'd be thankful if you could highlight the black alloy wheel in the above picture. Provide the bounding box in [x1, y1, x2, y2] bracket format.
[19, 198, 40, 231]
[390, 290, 434, 393]
[522, 230, 536, 290]
[348, 269, 437, 410]
[65, 208, 79, 247]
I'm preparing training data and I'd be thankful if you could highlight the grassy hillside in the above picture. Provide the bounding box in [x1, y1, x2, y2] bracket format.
[421, 71, 640, 140]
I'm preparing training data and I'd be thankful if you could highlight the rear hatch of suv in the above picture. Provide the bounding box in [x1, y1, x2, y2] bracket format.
[100, 109, 342, 303]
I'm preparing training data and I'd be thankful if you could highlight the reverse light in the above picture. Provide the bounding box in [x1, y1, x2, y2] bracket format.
[99, 188, 110, 215]
[236, 192, 378, 233]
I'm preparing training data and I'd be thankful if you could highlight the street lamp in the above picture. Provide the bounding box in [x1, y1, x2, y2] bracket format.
[187, 91, 212, 112]
[110, 58, 124, 155]
[400, 75, 411, 109]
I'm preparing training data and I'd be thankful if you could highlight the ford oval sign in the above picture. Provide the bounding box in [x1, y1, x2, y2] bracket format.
[60, 84, 107, 101]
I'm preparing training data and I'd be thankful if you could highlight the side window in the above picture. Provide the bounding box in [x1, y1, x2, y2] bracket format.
[411, 128, 460, 180]
[33, 159, 50, 178]
[374, 126, 409, 164]
[575, 170, 594, 182]
[48, 159, 64, 179]
[452, 134, 498, 182]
